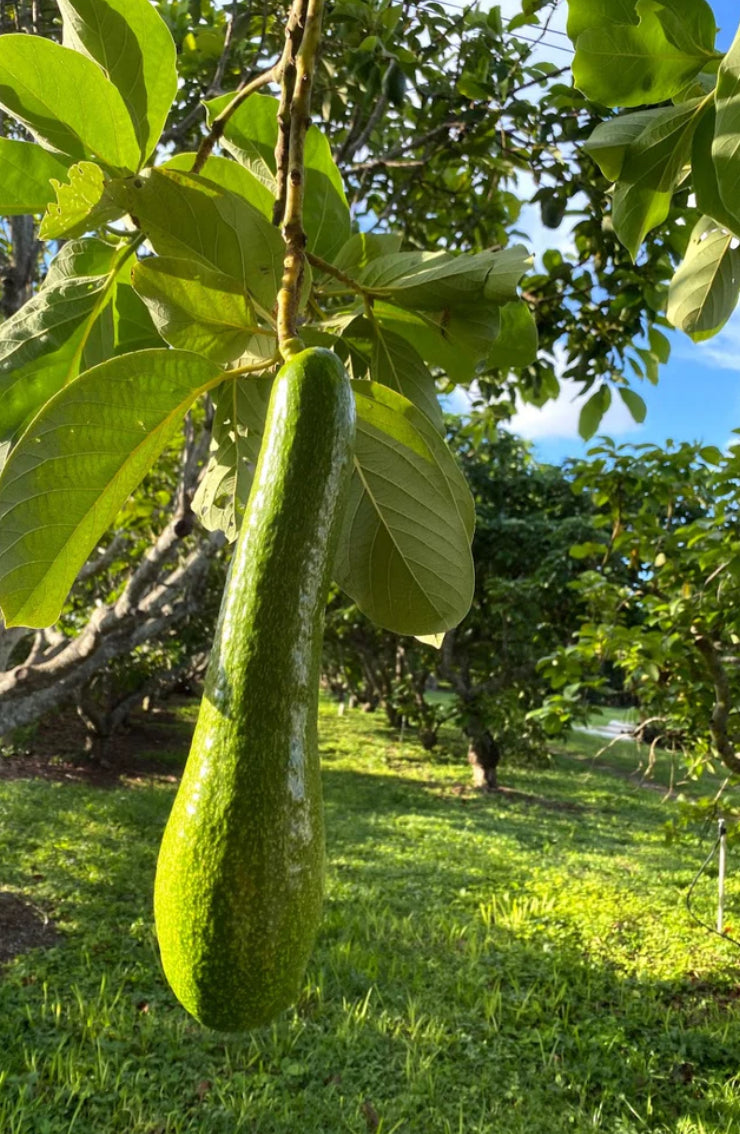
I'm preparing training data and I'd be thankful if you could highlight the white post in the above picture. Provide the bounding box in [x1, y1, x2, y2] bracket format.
[717, 818, 727, 935]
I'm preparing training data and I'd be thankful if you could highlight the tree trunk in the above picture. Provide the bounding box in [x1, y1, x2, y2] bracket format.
[467, 729, 500, 791]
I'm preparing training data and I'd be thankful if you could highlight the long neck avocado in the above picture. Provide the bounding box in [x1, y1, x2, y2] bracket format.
[154, 347, 355, 1032]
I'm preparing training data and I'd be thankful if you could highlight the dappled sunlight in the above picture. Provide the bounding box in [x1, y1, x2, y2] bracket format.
[2, 703, 740, 1131]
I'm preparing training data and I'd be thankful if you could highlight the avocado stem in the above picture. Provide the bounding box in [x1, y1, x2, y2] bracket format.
[276, 0, 326, 357]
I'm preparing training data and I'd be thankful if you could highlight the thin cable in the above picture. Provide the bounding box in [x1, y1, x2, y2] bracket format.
[413, 0, 576, 53]
[685, 825, 740, 951]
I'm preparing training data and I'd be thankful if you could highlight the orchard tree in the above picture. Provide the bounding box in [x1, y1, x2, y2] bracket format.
[536, 439, 740, 784]
[526, 0, 740, 788]
[324, 423, 599, 789]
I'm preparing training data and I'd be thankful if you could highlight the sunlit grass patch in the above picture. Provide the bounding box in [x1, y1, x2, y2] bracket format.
[0, 699, 739, 1132]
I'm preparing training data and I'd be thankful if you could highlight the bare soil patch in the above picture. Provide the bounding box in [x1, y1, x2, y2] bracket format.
[0, 890, 59, 963]
[0, 702, 193, 787]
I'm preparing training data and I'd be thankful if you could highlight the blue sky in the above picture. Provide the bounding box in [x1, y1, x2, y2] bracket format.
[498, 0, 740, 464]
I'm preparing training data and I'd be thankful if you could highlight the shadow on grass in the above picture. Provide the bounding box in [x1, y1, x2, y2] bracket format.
[1, 751, 739, 1131]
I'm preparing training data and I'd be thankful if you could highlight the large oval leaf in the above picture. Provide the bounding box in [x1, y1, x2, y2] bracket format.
[0, 34, 140, 172]
[0, 350, 222, 628]
[109, 168, 284, 310]
[58, 0, 177, 164]
[333, 382, 474, 636]
[667, 215, 740, 340]
[132, 257, 264, 364]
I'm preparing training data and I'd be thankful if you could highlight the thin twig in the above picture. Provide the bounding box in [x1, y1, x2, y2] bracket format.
[191, 67, 279, 174]
[306, 249, 366, 297]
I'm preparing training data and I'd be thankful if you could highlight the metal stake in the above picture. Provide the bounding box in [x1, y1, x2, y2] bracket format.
[717, 818, 727, 935]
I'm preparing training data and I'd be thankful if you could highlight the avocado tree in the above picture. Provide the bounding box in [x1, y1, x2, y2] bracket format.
[527, 0, 740, 786]
[0, 0, 714, 744]
[323, 423, 600, 789]
[0, 0, 738, 1027]
[535, 440, 740, 784]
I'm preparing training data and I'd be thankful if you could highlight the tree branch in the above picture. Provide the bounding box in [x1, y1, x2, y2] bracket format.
[692, 633, 740, 775]
[276, 0, 325, 353]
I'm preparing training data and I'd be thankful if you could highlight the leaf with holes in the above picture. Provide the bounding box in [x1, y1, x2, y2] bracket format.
[667, 215, 740, 340]
[40, 161, 122, 239]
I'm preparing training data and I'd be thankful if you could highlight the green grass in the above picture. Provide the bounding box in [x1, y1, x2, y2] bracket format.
[2, 699, 740, 1133]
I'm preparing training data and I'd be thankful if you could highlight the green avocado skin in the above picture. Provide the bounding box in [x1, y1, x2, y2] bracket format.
[154, 348, 355, 1032]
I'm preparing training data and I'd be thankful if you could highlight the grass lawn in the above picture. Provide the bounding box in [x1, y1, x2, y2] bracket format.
[2, 699, 740, 1133]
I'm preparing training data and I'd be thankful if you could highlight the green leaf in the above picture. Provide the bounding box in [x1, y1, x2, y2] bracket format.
[373, 301, 500, 384]
[192, 375, 272, 541]
[108, 168, 284, 310]
[0, 245, 117, 450]
[80, 281, 163, 369]
[487, 301, 538, 368]
[58, 0, 177, 164]
[205, 92, 351, 261]
[653, 0, 718, 58]
[584, 110, 662, 181]
[0, 140, 69, 215]
[163, 153, 274, 219]
[619, 98, 707, 192]
[368, 325, 445, 431]
[612, 179, 673, 261]
[666, 215, 740, 340]
[132, 257, 271, 365]
[578, 385, 612, 440]
[0, 238, 157, 465]
[332, 232, 403, 273]
[572, 4, 712, 108]
[618, 385, 647, 422]
[648, 326, 671, 363]
[356, 246, 530, 311]
[588, 100, 706, 191]
[204, 92, 277, 189]
[40, 161, 122, 239]
[602, 99, 710, 258]
[713, 23, 740, 232]
[333, 382, 475, 636]
[301, 124, 352, 261]
[0, 35, 140, 172]
[567, 0, 638, 42]
[0, 350, 222, 628]
[692, 106, 740, 233]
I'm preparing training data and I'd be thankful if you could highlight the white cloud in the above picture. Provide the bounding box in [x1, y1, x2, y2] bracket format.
[444, 374, 644, 443]
[684, 312, 740, 372]
[508, 384, 642, 441]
